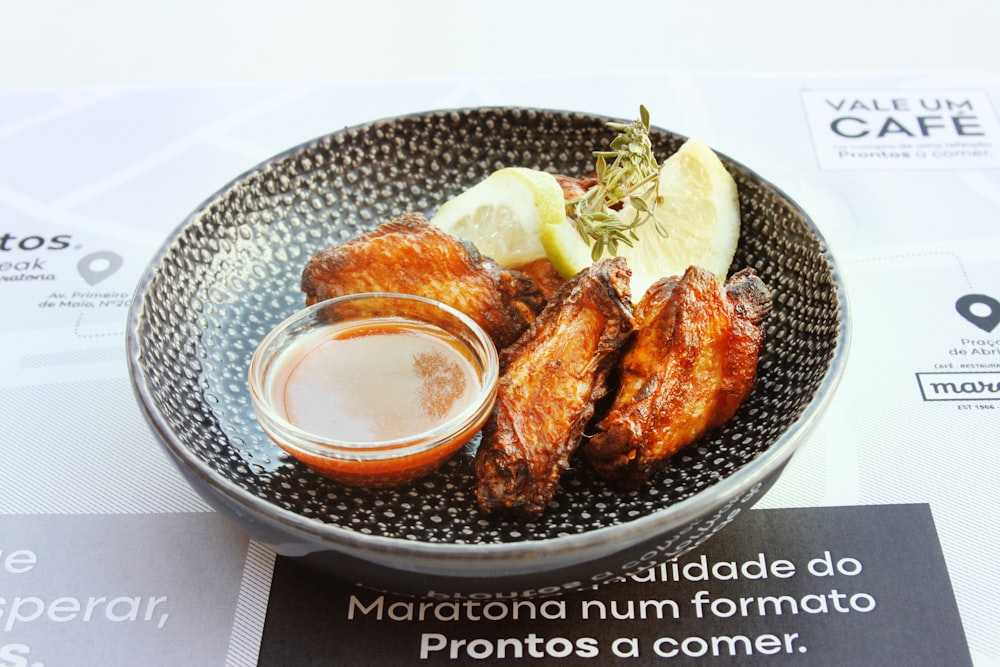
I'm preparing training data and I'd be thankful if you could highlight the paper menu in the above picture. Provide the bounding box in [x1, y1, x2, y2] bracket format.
[0, 72, 997, 665]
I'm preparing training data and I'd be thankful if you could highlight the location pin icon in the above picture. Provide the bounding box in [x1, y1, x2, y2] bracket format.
[955, 293, 1000, 333]
[77, 250, 123, 286]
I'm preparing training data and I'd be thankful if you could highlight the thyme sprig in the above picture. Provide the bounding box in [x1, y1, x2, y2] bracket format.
[569, 105, 668, 260]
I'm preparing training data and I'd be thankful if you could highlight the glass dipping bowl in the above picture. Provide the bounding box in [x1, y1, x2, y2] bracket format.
[248, 293, 499, 487]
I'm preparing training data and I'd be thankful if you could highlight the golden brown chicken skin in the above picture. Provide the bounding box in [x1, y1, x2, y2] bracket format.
[301, 213, 546, 349]
[511, 257, 566, 301]
[585, 266, 772, 486]
[553, 172, 599, 202]
[474, 257, 635, 517]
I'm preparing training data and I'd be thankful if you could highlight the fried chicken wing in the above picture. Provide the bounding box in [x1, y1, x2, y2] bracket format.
[473, 257, 635, 516]
[301, 213, 546, 349]
[511, 257, 566, 301]
[585, 266, 773, 486]
[553, 173, 599, 201]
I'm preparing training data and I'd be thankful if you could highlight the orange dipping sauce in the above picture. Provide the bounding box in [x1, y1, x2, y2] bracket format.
[249, 294, 499, 487]
[275, 321, 480, 442]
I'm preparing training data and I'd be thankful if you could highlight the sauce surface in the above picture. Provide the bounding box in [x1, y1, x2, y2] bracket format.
[273, 321, 481, 442]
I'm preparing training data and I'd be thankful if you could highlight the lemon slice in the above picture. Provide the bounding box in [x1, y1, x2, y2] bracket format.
[541, 137, 741, 299]
[430, 167, 565, 268]
[539, 216, 594, 280]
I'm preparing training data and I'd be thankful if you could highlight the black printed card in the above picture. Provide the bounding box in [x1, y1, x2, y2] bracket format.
[258, 504, 971, 666]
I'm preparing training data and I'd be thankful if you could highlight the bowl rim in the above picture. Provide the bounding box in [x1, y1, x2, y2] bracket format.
[126, 105, 852, 577]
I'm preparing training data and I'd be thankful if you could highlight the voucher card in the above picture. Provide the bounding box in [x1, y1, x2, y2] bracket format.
[801, 89, 1000, 170]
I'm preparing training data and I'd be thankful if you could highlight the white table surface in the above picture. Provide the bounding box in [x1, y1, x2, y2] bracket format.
[2, 0, 999, 87]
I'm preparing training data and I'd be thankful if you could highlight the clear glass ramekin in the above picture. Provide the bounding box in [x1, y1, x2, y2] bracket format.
[248, 293, 499, 487]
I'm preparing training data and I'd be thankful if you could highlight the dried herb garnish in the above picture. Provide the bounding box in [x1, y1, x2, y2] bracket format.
[569, 105, 669, 260]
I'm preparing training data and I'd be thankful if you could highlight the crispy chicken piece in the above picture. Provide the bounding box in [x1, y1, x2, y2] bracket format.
[512, 257, 566, 301]
[585, 266, 773, 486]
[474, 257, 635, 516]
[553, 173, 599, 201]
[301, 213, 546, 349]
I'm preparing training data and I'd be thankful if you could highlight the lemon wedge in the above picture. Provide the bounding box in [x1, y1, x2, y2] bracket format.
[430, 167, 566, 268]
[539, 215, 594, 281]
[541, 137, 741, 300]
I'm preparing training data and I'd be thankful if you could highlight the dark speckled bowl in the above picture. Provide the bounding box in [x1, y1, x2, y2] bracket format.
[127, 108, 849, 598]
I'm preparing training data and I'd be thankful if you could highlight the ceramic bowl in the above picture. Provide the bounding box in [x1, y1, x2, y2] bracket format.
[127, 107, 849, 598]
